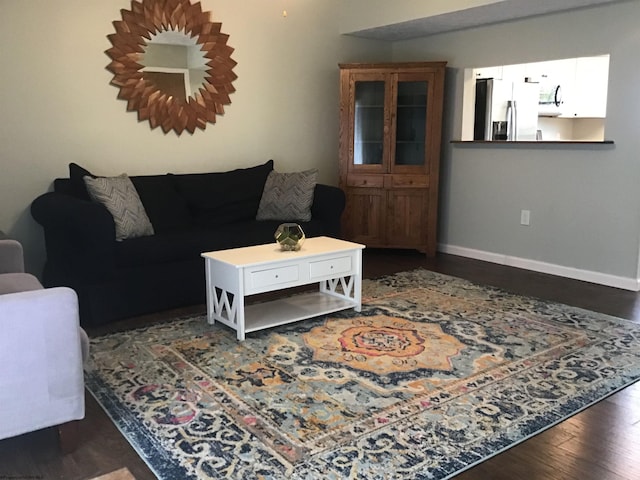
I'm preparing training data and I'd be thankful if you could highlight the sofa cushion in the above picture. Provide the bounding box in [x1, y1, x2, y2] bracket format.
[84, 174, 155, 241]
[256, 169, 318, 222]
[130, 175, 192, 233]
[172, 160, 273, 227]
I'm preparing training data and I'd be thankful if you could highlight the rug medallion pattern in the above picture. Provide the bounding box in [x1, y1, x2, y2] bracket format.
[86, 270, 640, 479]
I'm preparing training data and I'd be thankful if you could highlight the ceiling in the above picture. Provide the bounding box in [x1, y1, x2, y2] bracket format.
[346, 0, 631, 41]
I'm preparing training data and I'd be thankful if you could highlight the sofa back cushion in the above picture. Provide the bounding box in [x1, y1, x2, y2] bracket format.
[130, 175, 192, 233]
[172, 160, 274, 227]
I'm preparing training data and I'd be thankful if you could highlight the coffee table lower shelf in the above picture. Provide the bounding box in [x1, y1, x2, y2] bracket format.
[242, 291, 357, 335]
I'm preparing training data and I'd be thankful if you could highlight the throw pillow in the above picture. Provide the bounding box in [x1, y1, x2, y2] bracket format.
[83, 174, 155, 241]
[68, 162, 94, 200]
[256, 169, 318, 222]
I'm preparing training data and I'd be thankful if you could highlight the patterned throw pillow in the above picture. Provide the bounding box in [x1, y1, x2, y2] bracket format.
[83, 174, 155, 241]
[256, 169, 318, 222]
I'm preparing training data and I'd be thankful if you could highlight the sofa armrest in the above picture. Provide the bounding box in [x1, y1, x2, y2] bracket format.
[0, 287, 85, 440]
[0, 239, 25, 274]
[31, 192, 117, 284]
[311, 184, 346, 237]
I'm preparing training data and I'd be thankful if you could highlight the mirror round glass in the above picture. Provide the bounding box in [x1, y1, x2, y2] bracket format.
[106, 0, 237, 135]
[141, 30, 209, 102]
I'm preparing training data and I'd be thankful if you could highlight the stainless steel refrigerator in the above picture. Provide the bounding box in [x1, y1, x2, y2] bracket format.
[474, 78, 540, 141]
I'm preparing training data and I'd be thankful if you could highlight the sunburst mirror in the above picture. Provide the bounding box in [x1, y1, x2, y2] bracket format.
[106, 0, 237, 135]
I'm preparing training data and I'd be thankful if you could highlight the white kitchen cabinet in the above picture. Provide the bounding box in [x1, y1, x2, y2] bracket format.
[474, 66, 503, 80]
[524, 59, 574, 85]
[562, 56, 609, 118]
[501, 64, 526, 83]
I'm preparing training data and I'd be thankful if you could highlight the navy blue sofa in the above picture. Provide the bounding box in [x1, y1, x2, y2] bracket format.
[31, 160, 345, 327]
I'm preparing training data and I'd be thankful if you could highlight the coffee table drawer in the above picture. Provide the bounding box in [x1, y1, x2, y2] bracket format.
[250, 265, 299, 289]
[309, 255, 352, 278]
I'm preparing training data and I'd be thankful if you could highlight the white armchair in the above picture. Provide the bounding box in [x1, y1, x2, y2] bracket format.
[0, 238, 87, 453]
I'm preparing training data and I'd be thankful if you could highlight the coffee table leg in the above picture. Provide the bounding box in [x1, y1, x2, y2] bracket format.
[236, 302, 246, 341]
[354, 249, 362, 312]
[204, 259, 215, 325]
[354, 272, 362, 312]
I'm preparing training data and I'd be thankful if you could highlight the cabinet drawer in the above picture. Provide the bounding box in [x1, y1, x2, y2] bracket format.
[346, 175, 384, 188]
[250, 265, 299, 289]
[390, 175, 428, 188]
[309, 256, 352, 278]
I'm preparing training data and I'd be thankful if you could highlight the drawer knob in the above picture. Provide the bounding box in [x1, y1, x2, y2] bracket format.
[275, 274, 279, 278]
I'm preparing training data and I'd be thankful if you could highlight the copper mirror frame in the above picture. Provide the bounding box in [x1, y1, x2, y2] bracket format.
[106, 0, 237, 135]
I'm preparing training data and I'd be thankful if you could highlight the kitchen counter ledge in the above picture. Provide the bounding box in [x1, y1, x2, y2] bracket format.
[451, 140, 614, 146]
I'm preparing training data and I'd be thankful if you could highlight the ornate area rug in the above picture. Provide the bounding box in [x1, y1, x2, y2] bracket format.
[85, 269, 640, 479]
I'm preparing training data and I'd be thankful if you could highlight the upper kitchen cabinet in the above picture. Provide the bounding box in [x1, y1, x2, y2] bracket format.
[338, 62, 446, 255]
[474, 66, 503, 80]
[562, 56, 610, 118]
[475, 64, 527, 83]
[523, 59, 575, 86]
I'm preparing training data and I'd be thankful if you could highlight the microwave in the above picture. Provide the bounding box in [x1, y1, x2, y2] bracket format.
[538, 83, 563, 116]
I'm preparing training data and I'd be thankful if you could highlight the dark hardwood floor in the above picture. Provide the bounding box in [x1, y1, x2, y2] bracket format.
[2, 249, 639, 480]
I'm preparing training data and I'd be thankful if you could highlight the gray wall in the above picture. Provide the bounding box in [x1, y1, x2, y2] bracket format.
[391, 1, 640, 287]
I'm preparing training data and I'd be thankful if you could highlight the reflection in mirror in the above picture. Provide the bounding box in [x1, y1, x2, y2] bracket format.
[106, 0, 237, 135]
[141, 30, 208, 102]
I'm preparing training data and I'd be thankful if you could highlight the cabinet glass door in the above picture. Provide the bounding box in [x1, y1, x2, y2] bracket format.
[354, 81, 385, 165]
[395, 81, 428, 166]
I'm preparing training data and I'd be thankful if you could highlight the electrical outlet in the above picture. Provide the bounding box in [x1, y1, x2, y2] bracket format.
[520, 209, 531, 226]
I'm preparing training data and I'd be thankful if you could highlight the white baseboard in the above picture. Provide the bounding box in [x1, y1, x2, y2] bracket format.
[438, 243, 640, 292]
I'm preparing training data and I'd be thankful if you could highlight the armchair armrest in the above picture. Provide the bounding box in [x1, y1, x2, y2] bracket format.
[0, 287, 85, 440]
[31, 192, 117, 284]
[0, 239, 25, 274]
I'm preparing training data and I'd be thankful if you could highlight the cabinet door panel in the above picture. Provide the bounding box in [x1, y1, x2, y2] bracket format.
[391, 72, 436, 175]
[343, 188, 385, 246]
[394, 80, 427, 167]
[386, 189, 428, 250]
[343, 71, 391, 174]
[572, 56, 609, 118]
[354, 80, 385, 165]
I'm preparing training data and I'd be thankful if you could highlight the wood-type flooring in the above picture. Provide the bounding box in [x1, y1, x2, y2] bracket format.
[1, 249, 639, 480]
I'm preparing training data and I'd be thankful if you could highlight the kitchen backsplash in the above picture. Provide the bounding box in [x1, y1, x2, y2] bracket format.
[537, 117, 605, 142]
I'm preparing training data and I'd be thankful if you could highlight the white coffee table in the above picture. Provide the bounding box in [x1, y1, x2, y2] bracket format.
[201, 236, 365, 340]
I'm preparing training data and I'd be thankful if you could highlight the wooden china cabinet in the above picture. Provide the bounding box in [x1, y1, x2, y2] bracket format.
[338, 62, 446, 256]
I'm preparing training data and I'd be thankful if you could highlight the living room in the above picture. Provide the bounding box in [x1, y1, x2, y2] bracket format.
[1, 1, 640, 479]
